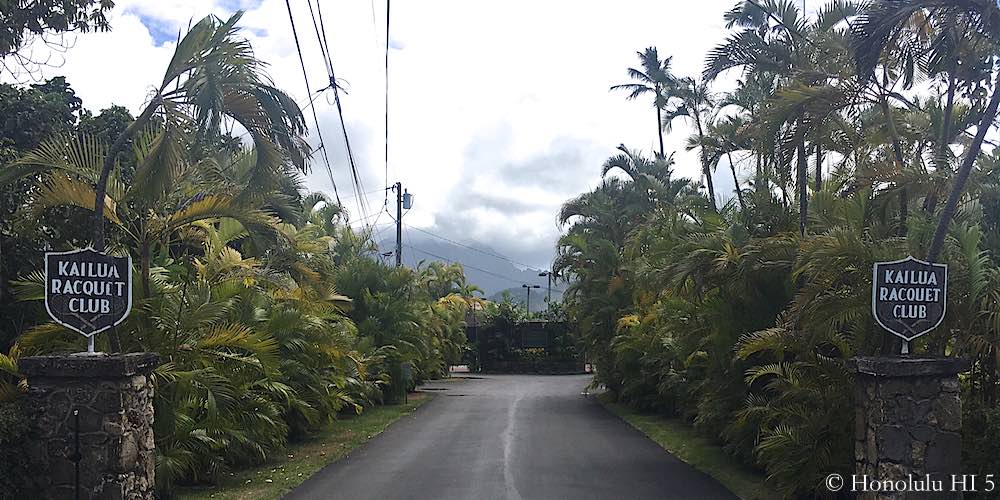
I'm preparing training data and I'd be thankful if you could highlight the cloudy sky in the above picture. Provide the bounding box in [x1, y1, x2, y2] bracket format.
[10, 0, 745, 269]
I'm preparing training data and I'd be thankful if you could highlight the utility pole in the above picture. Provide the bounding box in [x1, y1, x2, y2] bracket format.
[394, 181, 402, 267]
[391, 182, 413, 267]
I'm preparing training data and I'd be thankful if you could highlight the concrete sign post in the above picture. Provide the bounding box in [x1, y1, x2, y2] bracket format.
[872, 256, 947, 355]
[44, 248, 132, 354]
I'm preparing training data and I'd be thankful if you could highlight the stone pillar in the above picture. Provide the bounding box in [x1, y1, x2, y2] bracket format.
[848, 356, 970, 500]
[20, 353, 159, 500]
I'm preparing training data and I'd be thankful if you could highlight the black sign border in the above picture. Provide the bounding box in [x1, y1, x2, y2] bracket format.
[871, 255, 948, 342]
[44, 247, 133, 338]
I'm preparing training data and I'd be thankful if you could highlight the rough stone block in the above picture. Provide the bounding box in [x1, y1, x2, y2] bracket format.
[77, 406, 105, 433]
[847, 357, 971, 377]
[926, 433, 962, 474]
[914, 377, 941, 399]
[49, 457, 76, 486]
[95, 391, 125, 412]
[911, 440, 926, 469]
[909, 425, 936, 443]
[876, 461, 908, 481]
[20, 353, 159, 379]
[877, 425, 911, 463]
[51, 485, 78, 500]
[941, 378, 960, 393]
[82, 432, 110, 447]
[933, 393, 962, 432]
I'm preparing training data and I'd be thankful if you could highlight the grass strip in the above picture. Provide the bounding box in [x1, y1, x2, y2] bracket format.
[596, 393, 769, 500]
[178, 393, 430, 500]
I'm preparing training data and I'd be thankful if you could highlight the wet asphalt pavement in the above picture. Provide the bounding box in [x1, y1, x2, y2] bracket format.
[285, 374, 737, 500]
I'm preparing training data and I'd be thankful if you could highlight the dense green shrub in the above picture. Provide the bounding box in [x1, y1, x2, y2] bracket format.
[0, 402, 36, 499]
[556, 0, 1000, 495]
[963, 397, 1000, 500]
[0, 13, 470, 497]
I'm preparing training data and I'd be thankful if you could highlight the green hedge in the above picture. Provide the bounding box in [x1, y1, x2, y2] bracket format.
[0, 401, 37, 499]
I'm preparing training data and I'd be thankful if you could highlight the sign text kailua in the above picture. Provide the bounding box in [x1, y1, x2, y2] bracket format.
[45, 248, 132, 342]
[872, 256, 947, 353]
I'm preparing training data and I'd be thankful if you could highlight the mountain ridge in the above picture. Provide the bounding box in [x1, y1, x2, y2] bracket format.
[375, 233, 564, 299]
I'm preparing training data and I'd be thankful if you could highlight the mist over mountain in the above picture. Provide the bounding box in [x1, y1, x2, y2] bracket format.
[376, 232, 565, 300]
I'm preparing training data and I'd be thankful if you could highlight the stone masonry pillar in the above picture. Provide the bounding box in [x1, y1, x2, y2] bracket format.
[20, 353, 159, 500]
[848, 356, 970, 500]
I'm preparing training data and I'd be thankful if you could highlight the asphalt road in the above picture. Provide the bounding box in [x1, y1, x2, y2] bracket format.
[286, 374, 737, 500]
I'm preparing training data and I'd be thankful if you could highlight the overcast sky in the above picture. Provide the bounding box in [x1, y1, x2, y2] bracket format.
[10, 0, 743, 269]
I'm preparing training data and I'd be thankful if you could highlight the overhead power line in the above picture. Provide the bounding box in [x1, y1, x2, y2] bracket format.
[383, 0, 391, 209]
[310, 0, 372, 229]
[405, 224, 539, 270]
[402, 243, 528, 287]
[349, 204, 390, 226]
[284, 0, 341, 207]
[339, 186, 390, 203]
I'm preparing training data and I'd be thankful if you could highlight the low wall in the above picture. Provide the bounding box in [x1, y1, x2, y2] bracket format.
[482, 360, 586, 375]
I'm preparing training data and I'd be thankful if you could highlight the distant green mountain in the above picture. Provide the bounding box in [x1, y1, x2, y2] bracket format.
[376, 233, 566, 300]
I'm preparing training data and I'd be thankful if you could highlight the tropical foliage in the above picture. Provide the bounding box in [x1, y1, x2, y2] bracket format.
[566, 0, 1000, 496]
[0, 13, 470, 497]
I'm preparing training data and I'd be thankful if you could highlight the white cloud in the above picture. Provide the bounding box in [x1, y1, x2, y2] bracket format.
[4, 0, 741, 269]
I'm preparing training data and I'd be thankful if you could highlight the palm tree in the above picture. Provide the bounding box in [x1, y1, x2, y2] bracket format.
[1, 13, 310, 351]
[852, 0, 1000, 261]
[601, 145, 698, 205]
[692, 115, 750, 213]
[80, 12, 309, 253]
[611, 47, 674, 158]
[664, 77, 718, 210]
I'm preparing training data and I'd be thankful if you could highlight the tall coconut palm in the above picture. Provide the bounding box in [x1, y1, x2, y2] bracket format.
[610, 47, 675, 158]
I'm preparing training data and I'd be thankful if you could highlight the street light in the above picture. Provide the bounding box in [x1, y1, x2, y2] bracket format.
[521, 284, 540, 315]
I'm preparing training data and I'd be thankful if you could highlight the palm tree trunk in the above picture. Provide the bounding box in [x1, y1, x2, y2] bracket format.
[814, 143, 822, 191]
[878, 94, 910, 236]
[726, 151, 745, 212]
[694, 115, 716, 210]
[140, 238, 151, 300]
[924, 72, 958, 216]
[93, 95, 161, 253]
[899, 190, 909, 237]
[776, 152, 789, 207]
[92, 95, 161, 353]
[797, 136, 807, 237]
[936, 67, 959, 168]
[656, 103, 665, 159]
[927, 69, 1000, 262]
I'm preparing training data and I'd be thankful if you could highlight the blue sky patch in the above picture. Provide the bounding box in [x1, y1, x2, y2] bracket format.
[133, 12, 178, 46]
[218, 0, 264, 11]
